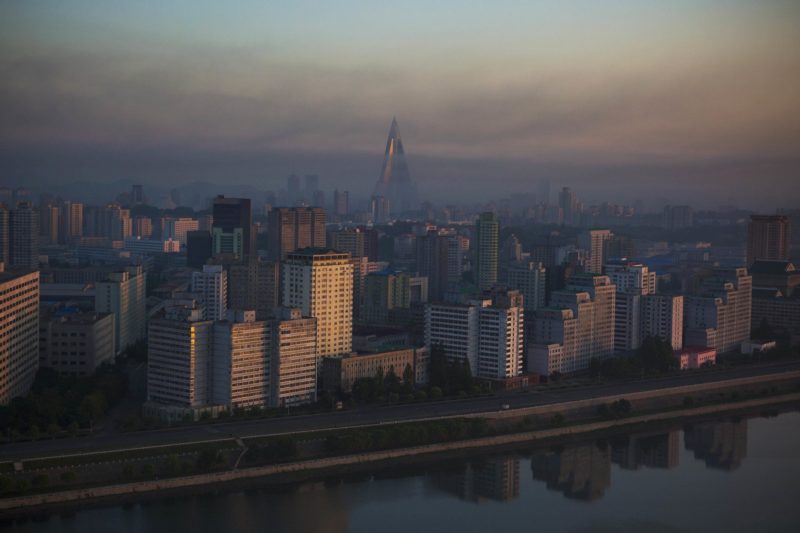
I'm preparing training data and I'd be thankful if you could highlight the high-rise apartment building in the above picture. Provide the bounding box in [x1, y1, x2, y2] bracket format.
[212, 310, 270, 408]
[663, 205, 693, 230]
[559, 187, 579, 226]
[425, 289, 524, 380]
[192, 264, 228, 321]
[147, 302, 213, 410]
[282, 249, 353, 359]
[361, 271, 412, 324]
[447, 234, 470, 284]
[333, 189, 349, 217]
[161, 217, 199, 245]
[685, 268, 752, 353]
[475, 212, 499, 291]
[746, 215, 790, 266]
[506, 261, 546, 312]
[415, 231, 450, 301]
[270, 307, 318, 407]
[267, 207, 326, 260]
[578, 230, 613, 275]
[529, 274, 615, 376]
[0, 267, 39, 404]
[95, 266, 146, 355]
[329, 228, 366, 259]
[641, 294, 684, 350]
[1, 202, 39, 270]
[212, 196, 253, 258]
[187, 230, 213, 268]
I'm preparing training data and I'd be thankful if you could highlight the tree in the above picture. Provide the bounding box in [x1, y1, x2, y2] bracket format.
[140, 464, 155, 478]
[79, 392, 108, 429]
[60, 471, 77, 483]
[47, 423, 61, 439]
[32, 474, 49, 488]
[753, 317, 774, 340]
[27, 424, 41, 441]
[384, 365, 400, 394]
[402, 363, 415, 394]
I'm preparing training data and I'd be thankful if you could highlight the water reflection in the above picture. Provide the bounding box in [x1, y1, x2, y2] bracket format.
[530, 442, 611, 501]
[8, 411, 797, 533]
[431, 457, 520, 503]
[684, 419, 748, 471]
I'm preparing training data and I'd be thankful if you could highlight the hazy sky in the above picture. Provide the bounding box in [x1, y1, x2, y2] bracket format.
[1, 1, 799, 208]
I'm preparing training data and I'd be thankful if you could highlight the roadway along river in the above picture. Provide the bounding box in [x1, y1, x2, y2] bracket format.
[2, 360, 799, 463]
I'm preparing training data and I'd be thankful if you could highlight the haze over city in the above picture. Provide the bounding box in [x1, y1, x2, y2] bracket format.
[2, 1, 799, 209]
[1, 2, 800, 531]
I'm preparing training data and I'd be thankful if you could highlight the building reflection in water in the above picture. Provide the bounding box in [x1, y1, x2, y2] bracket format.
[530, 441, 611, 501]
[684, 418, 748, 470]
[431, 457, 520, 503]
[611, 430, 680, 470]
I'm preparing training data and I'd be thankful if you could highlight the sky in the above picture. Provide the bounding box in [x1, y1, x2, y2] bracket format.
[1, 1, 799, 209]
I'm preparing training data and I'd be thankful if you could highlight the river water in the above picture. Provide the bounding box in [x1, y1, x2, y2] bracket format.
[3, 409, 800, 532]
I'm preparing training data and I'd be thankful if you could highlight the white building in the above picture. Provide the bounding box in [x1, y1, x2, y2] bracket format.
[685, 268, 752, 353]
[0, 267, 39, 404]
[529, 274, 615, 376]
[192, 264, 228, 321]
[506, 261, 546, 312]
[425, 289, 524, 380]
[282, 248, 353, 360]
[95, 265, 146, 355]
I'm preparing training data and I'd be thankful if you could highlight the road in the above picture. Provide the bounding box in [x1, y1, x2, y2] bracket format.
[2, 360, 800, 463]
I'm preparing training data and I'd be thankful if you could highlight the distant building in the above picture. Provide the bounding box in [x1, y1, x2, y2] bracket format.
[333, 189, 349, 217]
[361, 271, 412, 325]
[684, 268, 752, 353]
[662, 205, 693, 230]
[373, 117, 418, 213]
[0, 267, 40, 404]
[578, 230, 613, 275]
[161, 217, 199, 245]
[475, 212, 499, 291]
[0, 202, 39, 270]
[212, 196, 253, 258]
[267, 206, 326, 260]
[95, 266, 146, 355]
[746, 215, 790, 266]
[192, 264, 228, 321]
[186, 230, 213, 268]
[415, 231, 450, 301]
[506, 261, 546, 312]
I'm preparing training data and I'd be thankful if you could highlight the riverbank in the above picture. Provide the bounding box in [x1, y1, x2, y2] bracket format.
[2, 388, 798, 514]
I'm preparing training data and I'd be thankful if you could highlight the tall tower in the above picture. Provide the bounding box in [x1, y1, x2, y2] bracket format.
[373, 117, 418, 213]
[475, 212, 499, 291]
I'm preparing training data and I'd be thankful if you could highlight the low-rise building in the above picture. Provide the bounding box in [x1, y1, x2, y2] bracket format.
[676, 346, 716, 369]
[39, 311, 115, 377]
[322, 347, 417, 394]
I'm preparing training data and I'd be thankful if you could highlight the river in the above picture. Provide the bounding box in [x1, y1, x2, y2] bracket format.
[3, 409, 799, 532]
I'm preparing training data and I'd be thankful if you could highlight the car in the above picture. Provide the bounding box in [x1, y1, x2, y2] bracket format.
[501, 403, 510, 410]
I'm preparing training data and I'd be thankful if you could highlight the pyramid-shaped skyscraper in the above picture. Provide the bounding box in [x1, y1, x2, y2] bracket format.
[373, 117, 418, 213]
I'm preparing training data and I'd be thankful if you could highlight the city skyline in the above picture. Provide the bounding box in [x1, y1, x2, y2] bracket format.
[1, 2, 799, 209]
